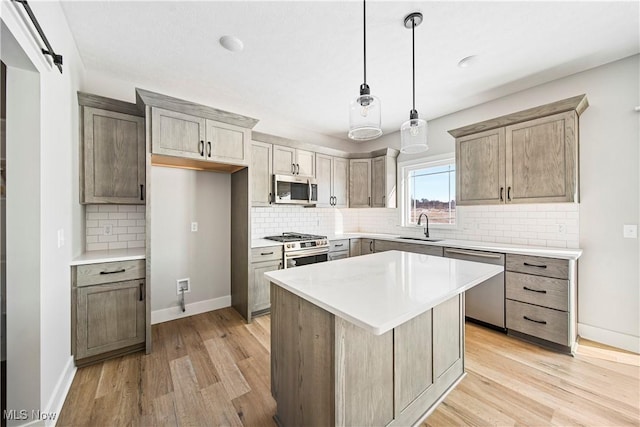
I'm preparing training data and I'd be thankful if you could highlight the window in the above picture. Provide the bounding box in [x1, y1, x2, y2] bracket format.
[401, 158, 456, 226]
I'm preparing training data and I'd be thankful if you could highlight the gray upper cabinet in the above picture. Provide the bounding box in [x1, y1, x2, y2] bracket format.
[151, 107, 250, 166]
[349, 159, 372, 208]
[316, 154, 349, 208]
[250, 140, 273, 206]
[450, 95, 588, 206]
[372, 155, 397, 208]
[273, 144, 315, 177]
[81, 104, 145, 204]
[456, 128, 506, 205]
[506, 111, 577, 203]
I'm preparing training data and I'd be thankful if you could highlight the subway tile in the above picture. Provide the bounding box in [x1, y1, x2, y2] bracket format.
[108, 242, 128, 250]
[87, 228, 103, 236]
[86, 205, 99, 213]
[127, 212, 145, 220]
[108, 212, 128, 220]
[128, 226, 145, 234]
[137, 205, 146, 212]
[98, 219, 118, 227]
[136, 220, 146, 226]
[87, 242, 109, 251]
[87, 212, 109, 220]
[118, 220, 137, 227]
[98, 205, 118, 213]
[118, 234, 138, 242]
[118, 205, 137, 212]
[112, 227, 128, 234]
[86, 236, 98, 243]
[128, 240, 145, 248]
[98, 235, 118, 243]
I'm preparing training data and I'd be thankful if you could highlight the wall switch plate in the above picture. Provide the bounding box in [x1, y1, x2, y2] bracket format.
[177, 278, 191, 294]
[57, 229, 64, 248]
[104, 224, 113, 236]
[191, 222, 198, 232]
[623, 224, 637, 239]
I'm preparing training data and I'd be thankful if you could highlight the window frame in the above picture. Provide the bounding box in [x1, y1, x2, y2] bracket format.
[397, 154, 457, 230]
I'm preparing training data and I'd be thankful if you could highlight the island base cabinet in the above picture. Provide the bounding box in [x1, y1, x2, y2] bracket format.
[271, 284, 464, 427]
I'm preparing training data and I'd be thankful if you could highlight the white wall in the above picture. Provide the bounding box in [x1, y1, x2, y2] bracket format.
[1, 0, 86, 424]
[150, 166, 231, 324]
[362, 55, 640, 351]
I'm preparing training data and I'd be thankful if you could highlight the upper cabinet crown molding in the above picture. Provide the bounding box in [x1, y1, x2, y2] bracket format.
[135, 88, 259, 130]
[447, 94, 589, 138]
[78, 92, 143, 117]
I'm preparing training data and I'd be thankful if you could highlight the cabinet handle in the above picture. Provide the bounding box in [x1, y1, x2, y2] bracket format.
[291, 163, 295, 174]
[140, 184, 144, 201]
[199, 140, 204, 156]
[335, 244, 344, 247]
[369, 241, 373, 252]
[382, 195, 385, 205]
[523, 315, 547, 325]
[261, 251, 274, 256]
[296, 164, 300, 175]
[444, 248, 502, 259]
[523, 286, 547, 294]
[500, 187, 504, 201]
[507, 186, 512, 201]
[524, 262, 547, 269]
[100, 269, 125, 275]
[207, 141, 212, 158]
[139, 283, 144, 301]
[368, 196, 371, 206]
[278, 262, 283, 269]
[269, 192, 272, 205]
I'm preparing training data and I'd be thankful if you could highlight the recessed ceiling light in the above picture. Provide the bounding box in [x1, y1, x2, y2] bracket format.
[457, 55, 477, 68]
[219, 35, 244, 53]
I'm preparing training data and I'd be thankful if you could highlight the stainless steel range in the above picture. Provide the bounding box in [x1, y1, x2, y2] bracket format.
[264, 232, 329, 269]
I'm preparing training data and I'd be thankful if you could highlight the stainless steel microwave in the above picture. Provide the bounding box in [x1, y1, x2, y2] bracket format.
[273, 174, 317, 205]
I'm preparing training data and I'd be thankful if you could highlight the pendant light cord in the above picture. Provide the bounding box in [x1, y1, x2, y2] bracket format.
[363, 0, 367, 85]
[411, 16, 416, 111]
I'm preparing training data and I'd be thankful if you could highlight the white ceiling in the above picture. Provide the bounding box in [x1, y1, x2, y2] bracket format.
[60, 1, 639, 143]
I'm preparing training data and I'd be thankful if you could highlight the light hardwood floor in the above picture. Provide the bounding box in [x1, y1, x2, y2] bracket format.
[58, 307, 640, 426]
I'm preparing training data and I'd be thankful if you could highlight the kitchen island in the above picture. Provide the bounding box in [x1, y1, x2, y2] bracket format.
[265, 250, 504, 427]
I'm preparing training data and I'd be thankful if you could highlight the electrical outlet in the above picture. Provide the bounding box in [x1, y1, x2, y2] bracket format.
[191, 222, 198, 232]
[57, 229, 64, 248]
[176, 278, 191, 294]
[623, 224, 637, 239]
[104, 224, 113, 236]
[558, 224, 566, 234]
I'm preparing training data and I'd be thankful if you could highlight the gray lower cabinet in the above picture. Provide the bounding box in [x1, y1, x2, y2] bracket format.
[249, 246, 283, 315]
[374, 239, 443, 257]
[72, 259, 146, 365]
[79, 95, 146, 204]
[328, 239, 350, 261]
[350, 238, 374, 256]
[505, 254, 574, 350]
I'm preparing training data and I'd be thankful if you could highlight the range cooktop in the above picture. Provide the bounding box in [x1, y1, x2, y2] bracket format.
[264, 232, 327, 243]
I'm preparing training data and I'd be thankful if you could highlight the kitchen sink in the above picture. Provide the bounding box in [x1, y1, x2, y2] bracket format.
[397, 236, 443, 242]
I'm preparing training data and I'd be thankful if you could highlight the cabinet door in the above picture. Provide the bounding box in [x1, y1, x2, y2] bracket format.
[349, 239, 361, 257]
[251, 141, 273, 206]
[273, 145, 296, 175]
[456, 128, 505, 205]
[328, 251, 349, 261]
[205, 119, 249, 165]
[83, 107, 145, 204]
[362, 238, 375, 254]
[505, 111, 577, 203]
[151, 107, 206, 159]
[296, 149, 315, 177]
[315, 153, 333, 207]
[333, 157, 350, 208]
[349, 159, 372, 208]
[76, 279, 145, 360]
[250, 260, 282, 314]
[371, 156, 390, 207]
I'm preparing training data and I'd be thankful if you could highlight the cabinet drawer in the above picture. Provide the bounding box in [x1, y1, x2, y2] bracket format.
[328, 251, 349, 261]
[506, 299, 568, 346]
[506, 254, 568, 279]
[329, 239, 349, 253]
[251, 246, 282, 263]
[76, 260, 145, 287]
[506, 272, 568, 311]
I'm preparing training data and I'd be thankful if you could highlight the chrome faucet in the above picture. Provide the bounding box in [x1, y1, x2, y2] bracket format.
[417, 213, 430, 238]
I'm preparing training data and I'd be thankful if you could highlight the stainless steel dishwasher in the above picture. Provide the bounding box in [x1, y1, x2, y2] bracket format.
[444, 247, 506, 330]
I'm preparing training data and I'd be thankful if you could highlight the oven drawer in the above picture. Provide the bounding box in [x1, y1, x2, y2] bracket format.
[506, 299, 569, 346]
[251, 246, 283, 263]
[506, 272, 568, 311]
[506, 254, 568, 279]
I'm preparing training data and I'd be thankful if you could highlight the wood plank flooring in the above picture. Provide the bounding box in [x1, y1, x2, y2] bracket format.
[58, 307, 640, 426]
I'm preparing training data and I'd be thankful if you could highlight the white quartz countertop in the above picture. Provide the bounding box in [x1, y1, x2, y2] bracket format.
[322, 233, 582, 260]
[265, 250, 503, 335]
[70, 247, 146, 266]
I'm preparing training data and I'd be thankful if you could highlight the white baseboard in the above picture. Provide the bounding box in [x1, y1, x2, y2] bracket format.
[45, 356, 76, 427]
[151, 295, 231, 325]
[578, 323, 640, 354]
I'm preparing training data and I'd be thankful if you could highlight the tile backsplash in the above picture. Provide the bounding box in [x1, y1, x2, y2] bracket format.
[85, 204, 146, 251]
[251, 203, 580, 249]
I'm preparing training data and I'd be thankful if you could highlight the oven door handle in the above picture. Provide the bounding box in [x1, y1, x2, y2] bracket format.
[284, 248, 330, 259]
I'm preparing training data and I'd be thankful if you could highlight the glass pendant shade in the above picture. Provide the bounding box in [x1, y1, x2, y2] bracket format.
[400, 117, 428, 153]
[348, 93, 382, 140]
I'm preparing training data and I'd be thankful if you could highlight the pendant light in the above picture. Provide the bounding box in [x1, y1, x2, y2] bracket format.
[348, 0, 382, 141]
[400, 12, 428, 154]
